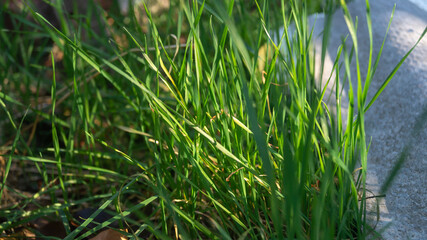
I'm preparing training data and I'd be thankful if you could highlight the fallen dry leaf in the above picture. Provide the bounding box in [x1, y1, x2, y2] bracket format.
[89, 229, 127, 240]
[44, 40, 65, 67]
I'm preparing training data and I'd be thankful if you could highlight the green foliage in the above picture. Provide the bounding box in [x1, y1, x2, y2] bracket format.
[1, 0, 423, 239]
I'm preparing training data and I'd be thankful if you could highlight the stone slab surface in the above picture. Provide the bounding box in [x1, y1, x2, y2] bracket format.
[322, 0, 427, 239]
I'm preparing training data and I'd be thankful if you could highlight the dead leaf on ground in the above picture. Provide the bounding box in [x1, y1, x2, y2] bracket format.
[90, 229, 128, 240]
[0, 227, 36, 239]
[44, 40, 65, 67]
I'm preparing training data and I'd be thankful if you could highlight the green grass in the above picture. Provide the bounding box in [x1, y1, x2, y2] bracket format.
[0, 0, 425, 239]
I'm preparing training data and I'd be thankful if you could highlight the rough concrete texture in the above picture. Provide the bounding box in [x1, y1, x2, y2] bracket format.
[310, 0, 427, 238]
[277, 0, 426, 238]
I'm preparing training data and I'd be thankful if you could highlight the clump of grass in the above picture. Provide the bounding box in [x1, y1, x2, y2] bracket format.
[1, 0, 425, 239]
